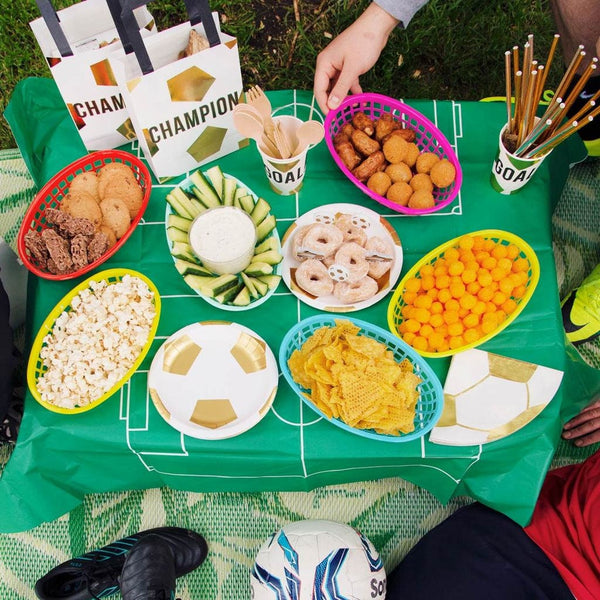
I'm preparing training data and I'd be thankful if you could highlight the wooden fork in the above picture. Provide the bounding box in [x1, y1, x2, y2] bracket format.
[246, 85, 277, 143]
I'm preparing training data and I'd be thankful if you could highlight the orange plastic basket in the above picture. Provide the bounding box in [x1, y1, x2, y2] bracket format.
[17, 150, 152, 280]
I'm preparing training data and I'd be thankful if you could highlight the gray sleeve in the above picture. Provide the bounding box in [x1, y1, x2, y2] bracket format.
[373, 0, 430, 27]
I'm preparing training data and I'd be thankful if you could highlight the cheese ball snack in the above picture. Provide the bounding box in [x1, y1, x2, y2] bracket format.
[416, 152, 440, 174]
[408, 189, 435, 210]
[387, 182, 413, 206]
[382, 136, 409, 164]
[385, 162, 412, 183]
[430, 158, 457, 188]
[410, 173, 434, 193]
[403, 143, 421, 168]
[367, 171, 392, 196]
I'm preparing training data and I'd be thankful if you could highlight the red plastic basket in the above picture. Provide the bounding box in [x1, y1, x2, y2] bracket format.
[17, 150, 152, 280]
[324, 93, 462, 215]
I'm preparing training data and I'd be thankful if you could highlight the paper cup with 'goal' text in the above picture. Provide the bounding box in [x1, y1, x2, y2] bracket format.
[257, 116, 307, 196]
[490, 124, 552, 195]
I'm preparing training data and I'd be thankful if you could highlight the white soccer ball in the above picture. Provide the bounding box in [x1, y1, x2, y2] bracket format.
[250, 519, 386, 600]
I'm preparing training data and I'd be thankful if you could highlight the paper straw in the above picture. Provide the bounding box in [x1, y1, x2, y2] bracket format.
[554, 46, 585, 99]
[538, 34, 560, 93]
[505, 51, 513, 132]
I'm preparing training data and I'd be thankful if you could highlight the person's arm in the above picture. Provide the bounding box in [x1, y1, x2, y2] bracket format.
[562, 397, 600, 446]
[314, 3, 399, 113]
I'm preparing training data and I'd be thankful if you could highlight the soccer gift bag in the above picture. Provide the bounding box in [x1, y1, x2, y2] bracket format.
[30, 0, 156, 151]
[112, 0, 245, 179]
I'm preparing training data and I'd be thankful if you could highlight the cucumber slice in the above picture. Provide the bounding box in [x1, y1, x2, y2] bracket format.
[249, 276, 268, 296]
[232, 286, 251, 307]
[167, 213, 192, 232]
[256, 274, 281, 291]
[190, 170, 221, 208]
[171, 241, 198, 263]
[167, 226, 189, 244]
[222, 177, 237, 207]
[169, 187, 207, 218]
[234, 186, 248, 200]
[250, 197, 271, 226]
[204, 165, 225, 200]
[166, 190, 193, 219]
[200, 273, 239, 298]
[254, 237, 279, 255]
[244, 261, 273, 277]
[215, 281, 244, 304]
[240, 272, 259, 299]
[252, 249, 282, 265]
[184, 273, 217, 292]
[255, 214, 277, 242]
[174, 259, 212, 277]
[238, 194, 255, 215]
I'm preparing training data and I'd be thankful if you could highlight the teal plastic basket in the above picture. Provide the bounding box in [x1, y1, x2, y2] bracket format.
[279, 315, 443, 442]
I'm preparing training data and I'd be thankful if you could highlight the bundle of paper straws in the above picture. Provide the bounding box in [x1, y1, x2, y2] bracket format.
[503, 34, 599, 159]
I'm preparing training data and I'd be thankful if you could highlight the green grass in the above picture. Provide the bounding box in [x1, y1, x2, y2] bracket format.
[0, 0, 559, 150]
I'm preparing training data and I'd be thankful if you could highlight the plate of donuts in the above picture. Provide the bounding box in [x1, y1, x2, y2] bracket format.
[280, 203, 403, 312]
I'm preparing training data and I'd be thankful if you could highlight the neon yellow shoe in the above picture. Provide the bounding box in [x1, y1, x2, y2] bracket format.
[562, 264, 600, 345]
[583, 138, 600, 158]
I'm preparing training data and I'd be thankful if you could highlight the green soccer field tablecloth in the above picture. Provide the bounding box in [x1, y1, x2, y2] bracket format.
[1, 82, 593, 532]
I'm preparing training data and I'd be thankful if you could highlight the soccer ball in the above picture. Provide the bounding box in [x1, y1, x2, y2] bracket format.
[429, 348, 563, 445]
[251, 519, 386, 600]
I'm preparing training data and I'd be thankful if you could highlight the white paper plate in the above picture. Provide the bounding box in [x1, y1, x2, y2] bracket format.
[165, 172, 281, 311]
[148, 322, 278, 440]
[280, 203, 403, 312]
[429, 348, 563, 446]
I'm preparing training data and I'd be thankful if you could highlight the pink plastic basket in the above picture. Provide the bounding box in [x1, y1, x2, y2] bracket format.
[324, 93, 462, 215]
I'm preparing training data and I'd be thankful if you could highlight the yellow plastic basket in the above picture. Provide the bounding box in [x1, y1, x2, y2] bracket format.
[387, 229, 540, 358]
[27, 268, 161, 414]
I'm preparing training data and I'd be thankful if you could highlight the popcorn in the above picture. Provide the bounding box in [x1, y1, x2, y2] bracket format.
[36, 275, 156, 408]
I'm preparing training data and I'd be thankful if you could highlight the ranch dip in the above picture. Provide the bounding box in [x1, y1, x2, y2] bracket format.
[189, 206, 257, 274]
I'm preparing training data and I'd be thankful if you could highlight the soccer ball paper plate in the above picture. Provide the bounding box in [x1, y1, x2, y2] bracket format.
[429, 348, 563, 446]
[148, 322, 278, 440]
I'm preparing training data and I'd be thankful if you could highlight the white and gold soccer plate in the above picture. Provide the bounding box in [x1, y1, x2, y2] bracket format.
[148, 321, 278, 440]
[429, 348, 563, 446]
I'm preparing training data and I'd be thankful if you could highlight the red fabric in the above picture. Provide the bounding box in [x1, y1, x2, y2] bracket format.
[525, 450, 600, 600]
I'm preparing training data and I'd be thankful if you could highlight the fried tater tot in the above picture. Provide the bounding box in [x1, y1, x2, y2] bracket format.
[352, 111, 375, 136]
[336, 141, 362, 170]
[351, 129, 381, 156]
[352, 151, 386, 182]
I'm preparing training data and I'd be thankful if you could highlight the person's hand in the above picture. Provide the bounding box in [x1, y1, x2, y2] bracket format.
[562, 397, 600, 446]
[314, 3, 399, 113]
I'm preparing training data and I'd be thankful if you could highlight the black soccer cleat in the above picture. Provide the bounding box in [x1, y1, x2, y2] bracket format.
[119, 534, 177, 600]
[34, 526, 208, 600]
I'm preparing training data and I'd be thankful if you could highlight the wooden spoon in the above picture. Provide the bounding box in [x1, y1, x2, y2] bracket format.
[232, 110, 279, 157]
[292, 120, 324, 155]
